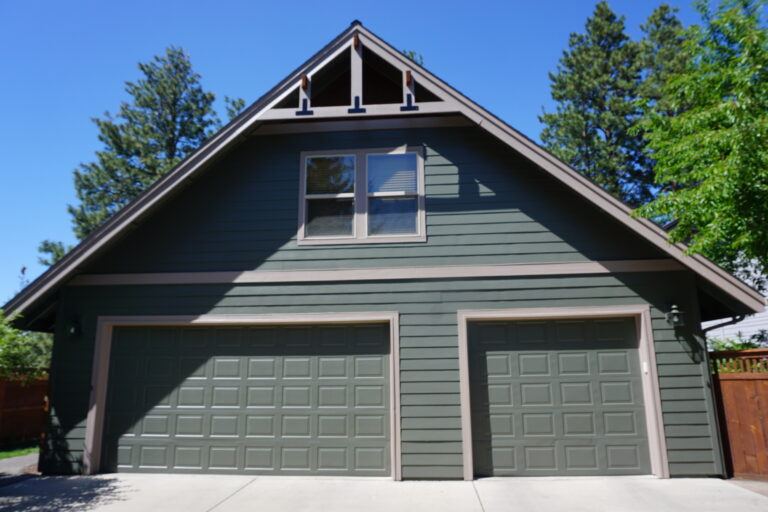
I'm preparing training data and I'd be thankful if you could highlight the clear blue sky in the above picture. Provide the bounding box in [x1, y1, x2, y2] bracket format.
[0, 0, 702, 305]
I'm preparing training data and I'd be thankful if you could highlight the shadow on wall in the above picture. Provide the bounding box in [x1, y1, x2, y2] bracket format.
[0, 476, 125, 512]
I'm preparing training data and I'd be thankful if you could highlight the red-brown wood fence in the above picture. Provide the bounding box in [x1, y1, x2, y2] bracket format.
[710, 348, 768, 480]
[0, 376, 48, 447]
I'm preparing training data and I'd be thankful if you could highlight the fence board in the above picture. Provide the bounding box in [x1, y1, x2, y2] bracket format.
[710, 349, 768, 480]
[0, 377, 48, 447]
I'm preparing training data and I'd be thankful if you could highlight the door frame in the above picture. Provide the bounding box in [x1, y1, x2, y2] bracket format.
[83, 312, 402, 479]
[456, 305, 669, 480]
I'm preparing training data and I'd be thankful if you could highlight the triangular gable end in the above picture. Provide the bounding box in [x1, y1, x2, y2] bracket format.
[3, 20, 764, 330]
[260, 31, 454, 120]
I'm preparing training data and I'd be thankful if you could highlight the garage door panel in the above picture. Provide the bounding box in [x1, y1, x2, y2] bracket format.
[469, 317, 651, 476]
[103, 324, 390, 475]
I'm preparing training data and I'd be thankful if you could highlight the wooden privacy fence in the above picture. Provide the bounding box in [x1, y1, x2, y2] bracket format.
[710, 349, 768, 480]
[0, 376, 48, 447]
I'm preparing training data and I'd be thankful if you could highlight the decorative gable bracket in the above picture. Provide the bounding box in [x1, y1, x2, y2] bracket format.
[259, 30, 457, 121]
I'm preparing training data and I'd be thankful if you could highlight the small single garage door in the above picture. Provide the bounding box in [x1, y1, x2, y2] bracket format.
[469, 317, 651, 476]
[102, 323, 390, 476]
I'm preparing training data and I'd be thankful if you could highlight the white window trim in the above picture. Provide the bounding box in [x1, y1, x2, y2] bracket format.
[298, 146, 426, 245]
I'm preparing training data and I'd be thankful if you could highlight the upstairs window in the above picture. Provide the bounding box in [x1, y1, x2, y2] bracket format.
[299, 148, 425, 244]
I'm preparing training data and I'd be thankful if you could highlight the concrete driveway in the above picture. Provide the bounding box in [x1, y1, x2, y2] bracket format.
[1, 474, 767, 512]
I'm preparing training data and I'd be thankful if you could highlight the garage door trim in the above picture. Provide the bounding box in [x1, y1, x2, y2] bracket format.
[457, 305, 668, 480]
[84, 312, 401, 479]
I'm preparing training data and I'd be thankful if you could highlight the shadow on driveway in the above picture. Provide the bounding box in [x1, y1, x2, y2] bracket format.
[0, 476, 126, 512]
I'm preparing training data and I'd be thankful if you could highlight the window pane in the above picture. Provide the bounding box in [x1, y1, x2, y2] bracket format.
[307, 156, 355, 194]
[368, 197, 418, 235]
[368, 154, 417, 193]
[306, 198, 354, 237]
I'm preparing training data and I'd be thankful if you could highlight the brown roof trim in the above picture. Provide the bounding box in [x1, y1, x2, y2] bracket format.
[5, 22, 765, 320]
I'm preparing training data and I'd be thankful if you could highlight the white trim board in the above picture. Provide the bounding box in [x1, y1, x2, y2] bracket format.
[69, 259, 685, 286]
[5, 22, 763, 326]
[456, 305, 669, 480]
[83, 312, 402, 480]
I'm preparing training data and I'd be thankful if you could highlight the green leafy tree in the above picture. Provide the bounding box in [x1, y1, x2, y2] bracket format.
[634, 0, 768, 287]
[0, 310, 51, 382]
[39, 46, 245, 266]
[540, 1, 652, 207]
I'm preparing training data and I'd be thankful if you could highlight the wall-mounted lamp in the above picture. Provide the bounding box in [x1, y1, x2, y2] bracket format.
[665, 304, 685, 327]
[66, 319, 81, 339]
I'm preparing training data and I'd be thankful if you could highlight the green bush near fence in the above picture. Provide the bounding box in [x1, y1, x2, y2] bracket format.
[0, 310, 51, 382]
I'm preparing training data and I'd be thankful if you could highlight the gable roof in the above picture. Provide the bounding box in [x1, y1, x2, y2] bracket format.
[5, 21, 764, 327]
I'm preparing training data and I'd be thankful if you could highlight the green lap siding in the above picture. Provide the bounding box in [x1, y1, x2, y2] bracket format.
[42, 272, 724, 478]
[86, 126, 665, 274]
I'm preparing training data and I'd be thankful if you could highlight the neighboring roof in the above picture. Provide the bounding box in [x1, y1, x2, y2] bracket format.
[4, 21, 765, 327]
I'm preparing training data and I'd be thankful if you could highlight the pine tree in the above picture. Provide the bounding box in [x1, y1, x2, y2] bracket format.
[39, 47, 243, 265]
[540, 1, 652, 207]
[639, 4, 687, 116]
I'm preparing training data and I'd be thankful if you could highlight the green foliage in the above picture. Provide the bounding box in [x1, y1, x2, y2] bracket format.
[638, 4, 688, 115]
[633, 0, 768, 286]
[401, 49, 424, 66]
[540, 1, 653, 207]
[708, 330, 767, 351]
[68, 46, 218, 241]
[39, 47, 246, 267]
[224, 96, 247, 121]
[0, 311, 51, 382]
[37, 240, 72, 267]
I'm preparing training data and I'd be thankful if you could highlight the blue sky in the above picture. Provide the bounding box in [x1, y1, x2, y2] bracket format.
[0, 0, 703, 305]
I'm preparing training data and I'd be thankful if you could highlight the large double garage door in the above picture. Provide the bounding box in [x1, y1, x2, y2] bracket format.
[102, 323, 390, 475]
[469, 317, 652, 476]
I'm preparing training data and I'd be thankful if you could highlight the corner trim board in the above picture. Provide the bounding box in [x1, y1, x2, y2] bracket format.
[83, 312, 402, 480]
[456, 305, 670, 480]
[70, 259, 685, 286]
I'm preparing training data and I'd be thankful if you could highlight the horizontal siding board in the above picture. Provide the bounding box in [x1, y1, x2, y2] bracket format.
[401, 466, 463, 479]
[667, 462, 718, 475]
[400, 405, 461, 417]
[662, 412, 711, 425]
[401, 418, 463, 429]
[400, 394, 460, 406]
[401, 430, 463, 442]
[399, 359, 459, 371]
[659, 388, 707, 401]
[665, 425, 714, 437]
[400, 442, 463, 453]
[400, 370, 459, 382]
[665, 437, 714, 450]
[660, 400, 709, 413]
[401, 454, 463, 465]
[401, 382, 460, 394]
